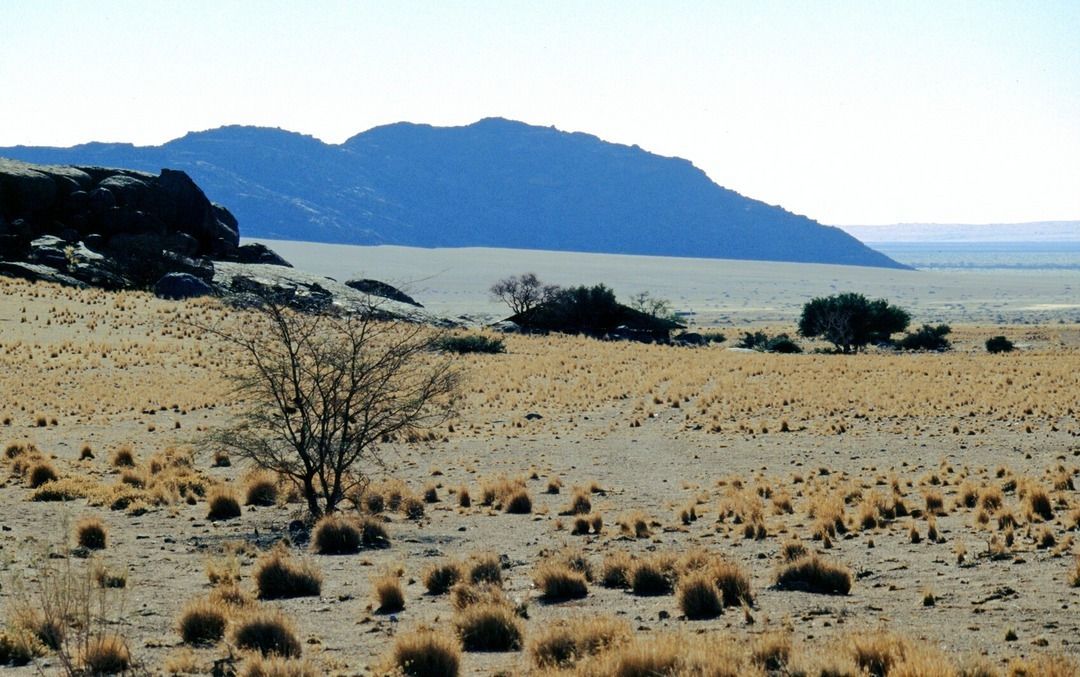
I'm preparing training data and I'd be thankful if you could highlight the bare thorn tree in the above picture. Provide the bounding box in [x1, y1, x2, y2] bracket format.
[202, 294, 459, 517]
[490, 272, 560, 315]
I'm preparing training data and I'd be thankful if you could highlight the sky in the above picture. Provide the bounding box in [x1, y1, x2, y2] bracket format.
[1, 1, 1078, 226]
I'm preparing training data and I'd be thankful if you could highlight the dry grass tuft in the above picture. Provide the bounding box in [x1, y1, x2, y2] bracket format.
[455, 602, 523, 652]
[677, 570, 723, 619]
[75, 517, 108, 550]
[253, 547, 322, 600]
[530, 616, 630, 668]
[600, 552, 635, 589]
[80, 634, 132, 674]
[467, 553, 503, 586]
[373, 570, 406, 613]
[231, 609, 302, 658]
[630, 556, 674, 596]
[177, 597, 227, 645]
[110, 446, 136, 468]
[240, 655, 317, 677]
[424, 561, 464, 595]
[245, 473, 279, 506]
[775, 554, 852, 595]
[27, 461, 58, 488]
[207, 487, 242, 521]
[504, 488, 533, 514]
[533, 561, 589, 601]
[387, 628, 461, 677]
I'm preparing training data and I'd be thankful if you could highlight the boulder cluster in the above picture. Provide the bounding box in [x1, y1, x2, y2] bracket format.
[0, 158, 288, 295]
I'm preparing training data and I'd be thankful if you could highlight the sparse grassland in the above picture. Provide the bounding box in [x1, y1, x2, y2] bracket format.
[0, 275, 1079, 673]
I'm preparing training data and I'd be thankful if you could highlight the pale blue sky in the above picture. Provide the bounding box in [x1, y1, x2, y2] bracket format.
[2, 1, 1078, 225]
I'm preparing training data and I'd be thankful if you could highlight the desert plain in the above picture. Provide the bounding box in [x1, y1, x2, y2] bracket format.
[0, 249, 1079, 676]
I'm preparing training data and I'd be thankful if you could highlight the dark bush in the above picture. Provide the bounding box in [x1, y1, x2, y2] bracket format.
[436, 335, 506, 355]
[737, 332, 801, 353]
[798, 292, 910, 353]
[986, 335, 1014, 353]
[899, 324, 952, 351]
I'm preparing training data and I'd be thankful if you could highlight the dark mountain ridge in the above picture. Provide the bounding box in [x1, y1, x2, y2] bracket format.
[0, 118, 906, 269]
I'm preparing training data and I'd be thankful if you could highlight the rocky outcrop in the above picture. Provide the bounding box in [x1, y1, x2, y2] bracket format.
[0, 158, 289, 291]
[0, 159, 435, 319]
[344, 279, 422, 307]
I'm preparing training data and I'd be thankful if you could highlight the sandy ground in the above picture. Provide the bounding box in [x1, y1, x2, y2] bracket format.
[252, 239, 1080, 326]
[1, 269, 1079, 675]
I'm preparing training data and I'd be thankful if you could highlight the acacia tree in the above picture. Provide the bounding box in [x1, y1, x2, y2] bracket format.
[204, 294, 458, 517]
[798, 292, 910, 353]
[490, 273, 560, 315]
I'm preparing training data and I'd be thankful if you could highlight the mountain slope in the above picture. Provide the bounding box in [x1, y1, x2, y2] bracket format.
[0, 118, 906, 268]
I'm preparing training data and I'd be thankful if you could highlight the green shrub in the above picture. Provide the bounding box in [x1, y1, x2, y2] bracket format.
[737, 332, 801, 353]
[986, 335, 1014, 353]
[436, 335, 506, 354]
[899, 324, 952, 351]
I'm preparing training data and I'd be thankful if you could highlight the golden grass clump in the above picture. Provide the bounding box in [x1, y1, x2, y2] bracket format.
[677, 570, 723, 619]
[450, 583, 506, 611]
[775, 554, 852, 595]
[424, 561, 464, 595]
[712, 558, 754, 606]
[530, 616, 630, 669]
[1026, 483, 1054, 521]
[206, 487, 242, 521]
[311, 514, 361, 554]
[563, 489, 592, 515]
[374, 570, 405, 613]
[231, 609, 302, 658]
[750, 632, 793, 672]
[240, 655, 317, 677]
[504, 487, 533, 514]
[630, 555, 675, 596]
[75, 517, 108, 550]
[177, 596, 228, 645]
[245, 473, 279, 506]
[467, 553, 503, 586]
[533, 560, 589, 601]
[386, 627, 461, 677]
[80, 634, 132, 674]
[26, 460, 58, 488]
[454, 602, 524, 652]
[110, 445, 136, 468]
[600, 552, 635, 589]
[253, 547, 323, 600]
[0, 627, 46, 666]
